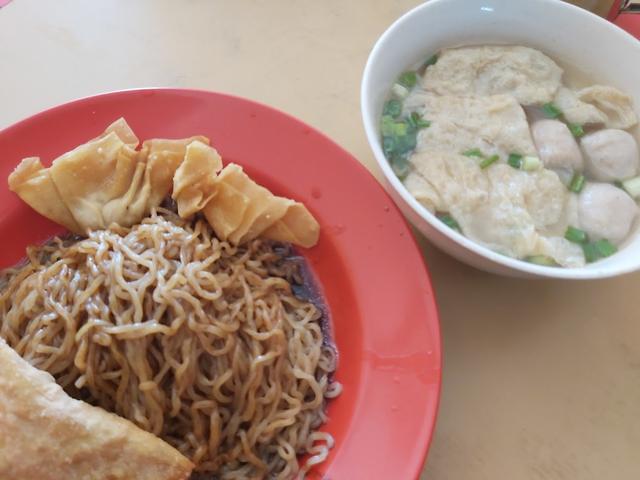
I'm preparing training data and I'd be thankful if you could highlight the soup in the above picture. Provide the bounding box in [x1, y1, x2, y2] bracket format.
[381, 45, 640, 267]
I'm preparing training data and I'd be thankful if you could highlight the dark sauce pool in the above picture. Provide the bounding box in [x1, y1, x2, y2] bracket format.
[270, 243, 338, 373]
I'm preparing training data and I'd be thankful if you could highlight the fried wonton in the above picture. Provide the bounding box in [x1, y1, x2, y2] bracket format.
[201, 163, 319, 248]
[172, 140, 223, 218]
[0, 338, 194, 480]
[8, 117, 320, 248]
[8, 118, 211, 234]
[262, 202, 321, 248]
[49, 132, 139, 231]
[139, 135, 210, 209]
[7, 157, 81, 232]
[97, 116, 140, 148]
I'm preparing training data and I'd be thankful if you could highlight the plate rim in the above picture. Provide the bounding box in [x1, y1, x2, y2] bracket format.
[0, 87, 442, 479]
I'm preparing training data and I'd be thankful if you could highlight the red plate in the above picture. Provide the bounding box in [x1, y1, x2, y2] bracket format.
[0, 89, 441, 479]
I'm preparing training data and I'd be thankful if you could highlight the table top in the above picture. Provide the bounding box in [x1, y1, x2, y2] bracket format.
[1, 1, 638, 479]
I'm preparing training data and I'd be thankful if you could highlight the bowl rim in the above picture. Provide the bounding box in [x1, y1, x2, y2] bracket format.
[361, 0, 640, 280]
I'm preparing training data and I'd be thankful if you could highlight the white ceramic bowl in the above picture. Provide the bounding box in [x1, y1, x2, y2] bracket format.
[361, 0, 640, 279]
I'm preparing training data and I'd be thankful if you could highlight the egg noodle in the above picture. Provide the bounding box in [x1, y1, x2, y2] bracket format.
[0, 207, 340, 479]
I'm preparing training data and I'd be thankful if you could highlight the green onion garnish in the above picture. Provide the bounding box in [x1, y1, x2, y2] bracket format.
[408, 111, 431, 129]
[593, 239, 617, 258]
[614, 179, 625, 189]
[390, 155, 410, 180]
[436, 212, 461, 232]
[582, 243, 600, 263]
[568, 123, 585, 138]
[542, 102, 563, 119]
[397, 71, 418, 89]
[381, 116, 408, 137]
[479, 154, 499, 169]
[395, 132, 417, 154]
[524, 255, 559, 267]
[383, 99, 402, 118]
[424, 54, 438, 68]
[463, 148, 484, 158]
[380, 116, 394, 136]
[391, 83, 410, 99]
[393, 121, 408, 137]
[521, 155, 542, 171]
[436, 213, 462, 232]
[508, 153, 523, 169]
[581, 239, 618, 263]
[568, 172, 586, 193]
[382, 136, 395, 156]
[564, 226, 588, 244]
[622, 176, 640, 198]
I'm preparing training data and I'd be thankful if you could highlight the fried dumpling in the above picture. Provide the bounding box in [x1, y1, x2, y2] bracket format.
[201, 164, 251, 240]
[8, 118, 320, 248]
[92, 135, 210, 229]
[0, 338, 194, 480]
[262, 202, 320, 248]
[96, 117, 140, 148]
[172, 140, 223, 218]
[8, 119, 211, 234]
[140, 135, 210, 209]
[202, 163, 319, 248]
[49, 132, 139, 232]
[7, 157, 81, 233]
[214, 164, 293, 245]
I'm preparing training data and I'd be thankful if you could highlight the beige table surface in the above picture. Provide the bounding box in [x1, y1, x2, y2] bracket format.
[1, 1, 639, 479]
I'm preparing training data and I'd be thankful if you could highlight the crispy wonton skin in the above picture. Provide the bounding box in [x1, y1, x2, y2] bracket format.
[8, 118, 320, 248]
[7, 156, 82, 233]
[201, 163, 319, 248]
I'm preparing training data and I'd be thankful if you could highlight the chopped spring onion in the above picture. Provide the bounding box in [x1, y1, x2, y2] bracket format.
[382, 136, 395, 156]
[381, 115, 407, 137]
[463, 148, 485, 158]
[507, 153, 523, 169]
[408, 111, 431, 130]
[479, 154, 499, 169]
[397, 71, 418, 89]
[582, 243, 600, 263]
[391, 83, 410, 99]
[564, 226, 588, 244]
[390, 155, 410, 180]
[380, 115, 395, 136]
[395, 132, 417, 153]
[614, 179, 625, 189]
[581, 239, 618, 263]
[568, 172, 586, 193]
[568, 123, 585, 138]
[622, 176, 640, 198]
[436, 212, 461, 232]
[381, 96, 431, 176]
[424, 54, 439, 68]
[521, 155, 542, 171]
[383, 99, 402, 118]
[542, 102, 563, 119]
[524, 255, 559, 267]
[594, 239, 617, 258]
